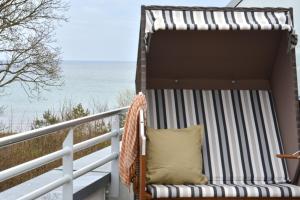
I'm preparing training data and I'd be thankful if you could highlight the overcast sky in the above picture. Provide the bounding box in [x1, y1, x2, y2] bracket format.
[56, 0, 231, 61]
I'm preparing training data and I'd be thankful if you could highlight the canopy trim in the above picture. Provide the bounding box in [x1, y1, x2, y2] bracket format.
[144, 6, 297, 50]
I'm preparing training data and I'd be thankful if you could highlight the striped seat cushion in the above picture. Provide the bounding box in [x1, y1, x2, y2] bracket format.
[147, 182, 300, 198]
[146, 89, 289, 184]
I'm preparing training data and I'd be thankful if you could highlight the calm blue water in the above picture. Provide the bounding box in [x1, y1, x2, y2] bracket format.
[0, 61, 135, 131]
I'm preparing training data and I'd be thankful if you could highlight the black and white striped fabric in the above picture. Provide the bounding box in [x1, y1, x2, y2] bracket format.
[146, 89, 300, 198]
[145, 8, 297, 49]
[147, 182, 300, 198]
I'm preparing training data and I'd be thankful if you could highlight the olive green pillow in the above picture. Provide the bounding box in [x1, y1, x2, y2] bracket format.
[146, 125, 208, 185]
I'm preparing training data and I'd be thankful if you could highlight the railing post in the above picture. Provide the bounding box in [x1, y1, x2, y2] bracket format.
[110, 115, 120, 198]
[63, 128, 74, 200]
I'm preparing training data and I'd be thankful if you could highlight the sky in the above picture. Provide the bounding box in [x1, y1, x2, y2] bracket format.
[56, 0, 231, 62]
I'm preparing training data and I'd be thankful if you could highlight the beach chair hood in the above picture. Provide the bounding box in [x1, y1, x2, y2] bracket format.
[136, 6, 298, 92]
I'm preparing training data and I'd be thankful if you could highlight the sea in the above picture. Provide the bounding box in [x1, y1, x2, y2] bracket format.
[1, 57, 300, 132]
[0, 61, 135, 132]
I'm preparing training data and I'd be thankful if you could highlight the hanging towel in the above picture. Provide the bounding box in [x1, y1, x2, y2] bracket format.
[119, 92, 147, 188]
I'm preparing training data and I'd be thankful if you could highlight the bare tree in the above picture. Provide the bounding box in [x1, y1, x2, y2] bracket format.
[116, 89, 135, 107]
[0, 0, 68, 97]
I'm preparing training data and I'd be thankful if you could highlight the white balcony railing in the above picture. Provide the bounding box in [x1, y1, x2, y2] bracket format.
[0, 106, 129, 200]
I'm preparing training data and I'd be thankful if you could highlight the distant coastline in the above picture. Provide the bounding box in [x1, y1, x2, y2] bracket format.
[62, 60, 135, 64]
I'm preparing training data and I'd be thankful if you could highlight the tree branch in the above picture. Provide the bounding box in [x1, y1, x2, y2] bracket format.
[0, 0, 67, 97]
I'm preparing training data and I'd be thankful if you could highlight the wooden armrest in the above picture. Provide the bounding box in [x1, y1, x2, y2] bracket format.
[139, 106, 149, 200]
[139, 109, 146, 156]
[277, 151, 300, 185]
[276, 151, 300, 159]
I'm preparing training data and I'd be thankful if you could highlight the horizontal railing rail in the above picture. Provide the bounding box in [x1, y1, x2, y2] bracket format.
[0, 106, 128, 148]
[0, 148, 71, 182]
[73, 128, 123, 153]
[0, 106, 129, 200]
[20, 176, 72, 200]
[73, 152, 118, 179]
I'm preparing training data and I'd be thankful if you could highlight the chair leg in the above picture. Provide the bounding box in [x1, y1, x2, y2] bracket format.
[292, 160, 300, 185]
[139, 155, 147, 200]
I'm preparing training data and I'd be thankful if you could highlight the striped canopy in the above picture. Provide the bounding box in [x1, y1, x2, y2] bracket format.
[144, 7, 297, 49]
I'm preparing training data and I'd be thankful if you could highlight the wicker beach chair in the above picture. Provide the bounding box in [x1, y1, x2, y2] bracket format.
[135, 6, 300, 200]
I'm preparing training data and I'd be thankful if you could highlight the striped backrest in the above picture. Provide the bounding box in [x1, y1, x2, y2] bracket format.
[146, 89, 289, 184]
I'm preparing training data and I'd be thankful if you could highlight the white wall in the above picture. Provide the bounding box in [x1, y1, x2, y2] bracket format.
[237, 0, 300, 89]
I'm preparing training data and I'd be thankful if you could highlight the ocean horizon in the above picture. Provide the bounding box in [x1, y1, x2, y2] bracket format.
[0, 60, 136, 132]
[1, 57, 300, 132]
